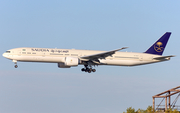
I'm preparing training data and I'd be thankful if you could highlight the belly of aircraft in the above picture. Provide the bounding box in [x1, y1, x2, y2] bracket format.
[14, 55, 65, 63]
[11, 55, 158, 66]
[99, 59, 155, 66]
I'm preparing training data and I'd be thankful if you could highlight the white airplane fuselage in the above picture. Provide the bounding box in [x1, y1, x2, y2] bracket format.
[2, 32, 174, 73]
[2, 47, 169, 67]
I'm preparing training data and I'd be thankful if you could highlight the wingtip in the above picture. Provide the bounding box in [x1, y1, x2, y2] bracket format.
[122, 47, 128, 49]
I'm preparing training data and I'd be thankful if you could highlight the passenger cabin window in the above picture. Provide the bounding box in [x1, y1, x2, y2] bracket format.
[50, 53, 63, 55]
[6, 51, 11, 53]
[71, 54, 78, 56]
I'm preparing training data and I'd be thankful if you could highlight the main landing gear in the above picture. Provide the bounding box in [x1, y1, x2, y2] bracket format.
[81, 65, 96, 73]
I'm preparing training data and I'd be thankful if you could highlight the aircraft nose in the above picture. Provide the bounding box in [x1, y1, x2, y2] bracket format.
[2, 53, 6, 58]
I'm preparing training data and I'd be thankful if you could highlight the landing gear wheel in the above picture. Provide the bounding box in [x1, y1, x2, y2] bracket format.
[88, 70, 91, 73]
[92, 69, 96, 72]
[14, 65, 18, 68]
[81, 68, 85, 71]
[85, 68, 89, 72]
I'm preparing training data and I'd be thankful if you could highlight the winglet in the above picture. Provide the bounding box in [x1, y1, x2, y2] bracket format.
[115, 47, 128, 52]
[145, 32, 171, 55]
[121, 47, 129, 50]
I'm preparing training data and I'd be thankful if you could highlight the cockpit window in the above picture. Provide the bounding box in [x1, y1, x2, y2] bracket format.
[6, 51, 11, 53]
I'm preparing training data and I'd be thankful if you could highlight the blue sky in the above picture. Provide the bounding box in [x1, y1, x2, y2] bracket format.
[1, 0, 180, 113]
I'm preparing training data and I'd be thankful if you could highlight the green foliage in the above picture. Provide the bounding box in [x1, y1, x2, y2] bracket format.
[165, 108, 179, 113]
[126, 107, 136, 113]
[123, 107, 146, 113]
[146, 106, 155, 113]
[123, 106, 180, 113]
[136, 108, 146, 113]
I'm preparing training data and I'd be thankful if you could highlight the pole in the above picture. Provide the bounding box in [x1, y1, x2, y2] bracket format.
[153, 97, 155, 110]
[168, 91, 171, 109]
[165, 97, 167, 111]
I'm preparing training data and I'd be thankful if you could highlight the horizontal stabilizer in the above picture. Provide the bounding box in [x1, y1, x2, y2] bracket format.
[153, 55, 175, 60]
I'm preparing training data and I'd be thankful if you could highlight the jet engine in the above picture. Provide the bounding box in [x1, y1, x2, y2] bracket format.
[58, 63, 71, 68]
[58, 57, 79, 68]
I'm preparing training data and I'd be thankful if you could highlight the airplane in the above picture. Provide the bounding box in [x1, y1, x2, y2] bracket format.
[2, 32, 175, 73]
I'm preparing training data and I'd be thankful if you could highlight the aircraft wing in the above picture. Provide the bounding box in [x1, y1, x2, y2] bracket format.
[153, 55, 175, 60]
[80, 47, 128, 61]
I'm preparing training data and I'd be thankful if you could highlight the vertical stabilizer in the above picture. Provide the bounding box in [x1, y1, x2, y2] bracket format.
[145, 32, 171, 55]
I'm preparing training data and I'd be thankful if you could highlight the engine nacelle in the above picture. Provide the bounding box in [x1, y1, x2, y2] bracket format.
[58, 57, 79, 68]
[64, 57, 79, 66]
[58, 63, 71, 68]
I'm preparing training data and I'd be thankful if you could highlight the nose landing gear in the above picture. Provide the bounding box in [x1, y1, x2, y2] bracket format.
[13, 60, 18, 68]
[14, 65, 18, 68]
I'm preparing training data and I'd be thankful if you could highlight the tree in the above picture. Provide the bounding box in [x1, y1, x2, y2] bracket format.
[146, 106, 155, 113]
[165, 108, 179, 113]
[136, 108, 146, 113]
[123, 106, 179, 113]
[124, 107, 136, 113]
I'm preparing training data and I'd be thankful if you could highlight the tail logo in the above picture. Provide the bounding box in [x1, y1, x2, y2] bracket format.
[154, 42, 163, 52]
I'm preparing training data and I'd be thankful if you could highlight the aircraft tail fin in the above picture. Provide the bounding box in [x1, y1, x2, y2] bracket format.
[144, 32, 171, 55]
